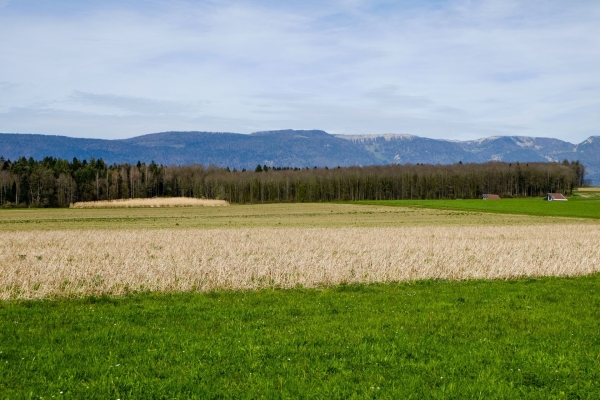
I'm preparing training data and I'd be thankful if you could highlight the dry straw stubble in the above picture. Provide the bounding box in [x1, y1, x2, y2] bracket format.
[2, 224, 600, 299]
[70, 197, 229, 208]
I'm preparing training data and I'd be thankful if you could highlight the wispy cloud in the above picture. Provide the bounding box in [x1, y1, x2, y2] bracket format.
[362, 85, 434, 109]
[0, 0, 598, 140]
[0, 80, 16, 91]
[68, 91, 205, 116]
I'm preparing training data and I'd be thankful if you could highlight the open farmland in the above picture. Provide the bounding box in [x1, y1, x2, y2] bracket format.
[358, 193, 600, 219]
[1, 203, 600, 300]
[574, 187, 600, 199]
[2, 224, 600, 300]
[1, 202, 600, 397]
[0, 202, 592, 231]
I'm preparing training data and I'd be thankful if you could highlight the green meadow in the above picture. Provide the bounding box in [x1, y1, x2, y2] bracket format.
[358, 195, 600, 220]
[2, 276, 599, 399]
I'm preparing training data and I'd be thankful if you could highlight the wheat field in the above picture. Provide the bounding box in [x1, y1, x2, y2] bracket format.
[2, 224, 600, 299]
[70, 197, 229, 208]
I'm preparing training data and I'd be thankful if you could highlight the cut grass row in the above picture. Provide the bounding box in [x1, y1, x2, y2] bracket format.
[357, 196, 600, 219]
[1, 276, 599, 398]
[71, 197, 229, 208]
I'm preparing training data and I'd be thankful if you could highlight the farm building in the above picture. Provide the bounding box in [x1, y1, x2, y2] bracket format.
[547, 193, 567, 201]
[482, 194, 501, 200]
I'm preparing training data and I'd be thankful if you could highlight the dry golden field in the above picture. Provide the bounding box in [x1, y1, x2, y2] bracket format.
[2, 223, 600, 300]
[573, 187, 600, 198]
[70, 197, 229, 208]
[2, 203, 599, 299]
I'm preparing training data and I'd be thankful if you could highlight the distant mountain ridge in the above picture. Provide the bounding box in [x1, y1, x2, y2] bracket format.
[1, 129, 599, 184]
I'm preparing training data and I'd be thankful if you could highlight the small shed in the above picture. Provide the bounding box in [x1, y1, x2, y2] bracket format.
[482, 194, 501, 200]
[547, 193, 567, 201]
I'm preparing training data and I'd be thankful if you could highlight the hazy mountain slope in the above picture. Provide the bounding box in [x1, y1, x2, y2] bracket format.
[339, 134, 468, 164]
[0, 130, 378, 169]
[568, 136, 600, 185]
[123, 130, 378, 167]
[457, 136, 575, 162]
[1, 130, 598, 183]
[0, 133, 124, 162]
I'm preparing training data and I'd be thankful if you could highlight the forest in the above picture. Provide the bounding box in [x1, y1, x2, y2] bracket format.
[0, 156, 585, 207]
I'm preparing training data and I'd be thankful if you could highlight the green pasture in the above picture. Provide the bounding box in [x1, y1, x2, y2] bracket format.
[1, 276, 599, 398]
[358, 195, 600, 220]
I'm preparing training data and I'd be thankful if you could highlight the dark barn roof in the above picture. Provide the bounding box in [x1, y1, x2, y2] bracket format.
[483, 194, 501, 200]
[547, 193, 567, 201]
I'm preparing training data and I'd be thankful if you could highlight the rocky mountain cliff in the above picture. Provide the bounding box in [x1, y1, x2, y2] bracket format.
[1, 130, 598, 184]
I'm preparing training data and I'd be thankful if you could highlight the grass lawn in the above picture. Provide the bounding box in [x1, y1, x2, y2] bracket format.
[1, 276, 599, 398]
[357, 196, 600, 219]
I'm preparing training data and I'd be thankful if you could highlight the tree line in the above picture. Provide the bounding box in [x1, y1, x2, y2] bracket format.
[0, 156, 585, 207]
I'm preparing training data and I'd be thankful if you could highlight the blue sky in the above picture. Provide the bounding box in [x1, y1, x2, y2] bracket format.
[0, 0, 599, 142]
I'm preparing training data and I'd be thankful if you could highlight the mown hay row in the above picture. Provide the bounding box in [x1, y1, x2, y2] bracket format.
[70, 197, 229, 208]
[2, 225, 600, 299]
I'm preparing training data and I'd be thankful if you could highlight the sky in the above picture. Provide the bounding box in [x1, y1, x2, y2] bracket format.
[0, 0, 599, 142]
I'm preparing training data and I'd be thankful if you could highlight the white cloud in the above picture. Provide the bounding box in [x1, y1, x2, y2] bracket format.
[0, 0, 598, 141]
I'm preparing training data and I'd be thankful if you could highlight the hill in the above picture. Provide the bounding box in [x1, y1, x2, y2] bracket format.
[1, 130, 598, 184]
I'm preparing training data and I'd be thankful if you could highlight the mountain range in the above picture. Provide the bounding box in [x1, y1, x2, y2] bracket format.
[1, 130, 598, 184]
